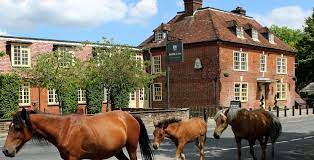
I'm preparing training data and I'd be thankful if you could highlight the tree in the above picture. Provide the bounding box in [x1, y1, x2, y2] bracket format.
[84, 39, 153, 110]
[270, 25, 304, 48]
[0, 74, 20, 118]
[20, 49, 83, 114]
[296, 9, 314, 89]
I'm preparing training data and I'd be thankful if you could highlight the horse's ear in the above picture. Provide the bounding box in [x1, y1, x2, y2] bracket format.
[153, 121, 157, 127]
[21, 107, 27, 120]
[223, 108, 230, 115]
[11, 112, 17, 117]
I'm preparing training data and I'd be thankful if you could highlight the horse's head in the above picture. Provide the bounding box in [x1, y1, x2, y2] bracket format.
[213, 108, 229, 139]
[152, 122, 166, 150]
[3, 108, 33, 157]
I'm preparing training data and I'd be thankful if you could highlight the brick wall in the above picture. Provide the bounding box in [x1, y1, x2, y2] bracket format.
[151, 42, 220, 109]
[218, 43, 296, 109]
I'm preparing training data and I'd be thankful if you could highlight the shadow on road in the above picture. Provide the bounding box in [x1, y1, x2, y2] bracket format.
[153, 131, 314, 160]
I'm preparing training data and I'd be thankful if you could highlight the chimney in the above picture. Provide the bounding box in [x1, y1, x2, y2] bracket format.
[184, 0, 203, 16]
[231, 6, 246, 16]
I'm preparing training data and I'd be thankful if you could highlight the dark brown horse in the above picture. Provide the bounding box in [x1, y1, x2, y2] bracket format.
[2, 108, 154, 160]
[213, 108, 282, 160]
[152, 117, 207, 160]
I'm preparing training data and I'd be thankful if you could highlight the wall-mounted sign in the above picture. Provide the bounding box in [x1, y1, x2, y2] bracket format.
[166, 41, 184, 63]
[230, 101, 241, 109]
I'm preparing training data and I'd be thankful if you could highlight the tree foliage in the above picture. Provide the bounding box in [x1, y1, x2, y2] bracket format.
[270, 24, 304, 48]
[84, 39, 153, 109]
[0, 74, 20, 118]
[296, 9, 314, 89]
[20, 49, 83, 114]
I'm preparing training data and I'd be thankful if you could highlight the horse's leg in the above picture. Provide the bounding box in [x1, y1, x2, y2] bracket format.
[235, 137, 242, 160]
[199, 135, 206, 160]
[271, 142, 275, 159]
[259, 136, 269, 160]
[126, 143, 138, 160]
[115, 150, 129, 160]
[249, 140, 257, 160]
[175, 143, 185, 160]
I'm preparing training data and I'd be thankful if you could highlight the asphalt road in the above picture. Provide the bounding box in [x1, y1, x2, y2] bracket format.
[1, 115, 314, 160]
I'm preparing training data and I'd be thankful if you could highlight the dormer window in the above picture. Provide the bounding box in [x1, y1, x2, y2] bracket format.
[269, 33, 275, 44]
[155, 31, 166, 42]
[252, 29, 259, 41]
[236, 26, 244, 38]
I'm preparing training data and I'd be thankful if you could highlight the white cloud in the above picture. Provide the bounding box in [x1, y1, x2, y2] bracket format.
[0, 29, 8, 35]
[252, 6, 312, 29]
[0, 0, 158, 31]
[176, 0, 184, 8]
[126, 0, 158, 24]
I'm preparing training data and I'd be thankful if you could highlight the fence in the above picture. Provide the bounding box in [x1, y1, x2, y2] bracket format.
[185, 105, 226, 122]
[272, 102, 314, 118]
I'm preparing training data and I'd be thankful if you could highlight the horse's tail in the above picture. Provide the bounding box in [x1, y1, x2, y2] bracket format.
[133, 115, 154, 160]
[268, 111, 282, 143]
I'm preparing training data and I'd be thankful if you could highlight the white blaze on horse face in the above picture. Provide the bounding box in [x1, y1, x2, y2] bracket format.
[214, 113, 228, 136]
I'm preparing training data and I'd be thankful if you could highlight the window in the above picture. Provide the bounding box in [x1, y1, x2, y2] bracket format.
[58, 46, 74, 67]
[103, 88, 108, 103]
[11, 44, 31, 67]
[77, 89, 86, 103]
[19, 83, 30, 106]
[135, 55, 144, 69]
[153, 83, 162, 101]
[233, 51, 248, 71]
[130, 92, 135, 101]
[260, 54, 267, 72]
[139, 88, 145, 100]
[269, 33, 275, 44]
[277, 56, 287, 74]
[236, 26, 244, 38]
[276, 83, 287, 100]
[155, 31, 165, 41]
[48, 89, 58, 105]
[234, 82, 248, 102]
[152, 55, 161, 73]
[252, 29, 259, 41]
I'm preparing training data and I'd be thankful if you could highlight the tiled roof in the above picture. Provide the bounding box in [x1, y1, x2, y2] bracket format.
[300, 83, 314, 93]
[139, 7, 296, 53]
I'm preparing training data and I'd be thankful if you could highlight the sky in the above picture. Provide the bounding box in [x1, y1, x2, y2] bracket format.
[0, 0, 313, 46]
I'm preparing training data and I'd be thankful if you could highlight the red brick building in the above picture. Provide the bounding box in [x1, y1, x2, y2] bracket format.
[140, 0, 296, 110]
[0, 35, 147, 113]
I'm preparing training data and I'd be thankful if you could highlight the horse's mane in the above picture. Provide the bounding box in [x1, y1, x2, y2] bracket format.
[154, 117, 182, 128]
[214, 108, 245, 123]
[13, 110, 49, 145]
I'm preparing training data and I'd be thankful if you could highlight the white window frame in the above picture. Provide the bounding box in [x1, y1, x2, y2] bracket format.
[236, 26, 244, 38]
[139, 88, 146, 100]
[103, 88, 108, 103]
[11, 44, 31, 67]
[57, 46, 74, 67]
[234, 82, 248, 102]
[19, 83, 31, 106]
[260, 54, 267, 72]
[130, 91, 136, 101]
[252, 29, 259, 41]
[48, 89, 59, 105]
[269, 33, 275, 44]
[155, 31, 165, 41]
[77, 89, 86, 104]
[277, 55, 287, 74]
[276, 83, 287, 100]
[153, 83, 162, 101]
[152, 55, 161, 74]
[233, 51, 248, 71]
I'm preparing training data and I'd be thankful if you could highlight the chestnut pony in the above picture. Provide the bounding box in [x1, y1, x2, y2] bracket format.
[2, 108, 154, 160]
[152, 117, 207, 160]
[213, 108, 282, 160]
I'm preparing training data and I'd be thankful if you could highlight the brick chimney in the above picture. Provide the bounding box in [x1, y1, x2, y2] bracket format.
[231, 6, 246, 16]
[184, 0, 203, 16]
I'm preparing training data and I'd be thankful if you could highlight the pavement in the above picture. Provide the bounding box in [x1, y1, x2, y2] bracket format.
[0, 113, 314, 159]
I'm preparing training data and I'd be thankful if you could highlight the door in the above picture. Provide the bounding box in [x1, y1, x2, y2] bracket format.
[260, 83, 266, 108]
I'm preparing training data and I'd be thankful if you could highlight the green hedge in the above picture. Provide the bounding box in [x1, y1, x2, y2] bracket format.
[86, 81, 104, 114]
[59, 81, 79, 114]
[0, 74, 20, 118]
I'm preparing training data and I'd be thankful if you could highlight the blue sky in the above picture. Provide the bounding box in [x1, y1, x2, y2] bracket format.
[0, 0, 313, 46]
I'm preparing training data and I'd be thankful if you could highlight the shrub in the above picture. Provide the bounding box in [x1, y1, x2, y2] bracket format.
[0, 74, 20, 118]
[86, 81, 104, 114]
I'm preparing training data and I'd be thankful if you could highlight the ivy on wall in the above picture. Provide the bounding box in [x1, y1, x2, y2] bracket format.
[0, 51, 5, 57]
[0, 74, 20, 119]
[86, 80, 104, 114]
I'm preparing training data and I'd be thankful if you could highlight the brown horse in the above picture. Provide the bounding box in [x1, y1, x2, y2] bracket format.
[2, 108, 154, 160]
[152, 117, 207, 160]
[213, 108, 282, 160]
